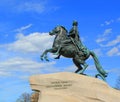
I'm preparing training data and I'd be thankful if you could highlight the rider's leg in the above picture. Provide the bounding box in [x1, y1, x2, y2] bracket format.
[54, 39, 71, 55]
[53, 46, 62, 55]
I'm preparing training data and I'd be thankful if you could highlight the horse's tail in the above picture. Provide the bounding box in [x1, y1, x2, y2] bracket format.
[90, 51, 108, 78]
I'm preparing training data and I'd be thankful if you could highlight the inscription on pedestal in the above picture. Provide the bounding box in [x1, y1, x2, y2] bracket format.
[46, 80, 73, 90]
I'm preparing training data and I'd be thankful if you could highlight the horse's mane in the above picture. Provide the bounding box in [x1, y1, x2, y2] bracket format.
[59, 26, 68, 33]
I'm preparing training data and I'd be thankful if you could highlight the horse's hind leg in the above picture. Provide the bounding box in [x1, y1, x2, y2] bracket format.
[78, 62, 88, 74]
[73, 58, 83, 73]
[73, 57, 88, 74]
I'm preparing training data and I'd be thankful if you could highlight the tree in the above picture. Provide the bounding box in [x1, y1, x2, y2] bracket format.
[31, 91, 39, 102]
[16, 92, 31, 102]
[16, 91, 40, 102]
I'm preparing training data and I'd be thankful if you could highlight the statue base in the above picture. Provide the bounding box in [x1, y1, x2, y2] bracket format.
[29, 72, 120, 102]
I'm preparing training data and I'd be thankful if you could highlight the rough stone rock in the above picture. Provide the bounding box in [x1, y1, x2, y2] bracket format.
[29, 72, 120, 102]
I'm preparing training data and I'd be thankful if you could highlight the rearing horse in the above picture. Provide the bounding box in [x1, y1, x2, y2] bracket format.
[41, 26, 108, 81]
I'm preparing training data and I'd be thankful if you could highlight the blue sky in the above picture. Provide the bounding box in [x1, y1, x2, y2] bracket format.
[0, 0, 120, 101]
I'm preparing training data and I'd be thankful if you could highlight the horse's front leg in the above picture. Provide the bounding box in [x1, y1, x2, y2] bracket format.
[40, 48, 56, 61]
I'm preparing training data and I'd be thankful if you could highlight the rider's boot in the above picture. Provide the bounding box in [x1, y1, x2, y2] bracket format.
[54, 54, 61, 59]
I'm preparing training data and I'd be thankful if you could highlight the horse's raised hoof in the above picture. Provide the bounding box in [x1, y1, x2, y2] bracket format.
[45, 57, 49, 61]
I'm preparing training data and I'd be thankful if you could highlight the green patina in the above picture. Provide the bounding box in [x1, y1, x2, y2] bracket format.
[41, 21, 108, 81]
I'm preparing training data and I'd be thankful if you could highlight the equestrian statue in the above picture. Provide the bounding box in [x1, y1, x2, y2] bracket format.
[41, 21, 108, 81]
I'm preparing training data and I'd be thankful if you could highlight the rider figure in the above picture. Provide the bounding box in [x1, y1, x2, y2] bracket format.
[69, 21, 79, 40]
[55, 20, 86, 59]
[68, 20, 83, 50]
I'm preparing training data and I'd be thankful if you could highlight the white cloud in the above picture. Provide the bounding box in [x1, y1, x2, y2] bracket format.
[107, 68, 120, 75]
[105, 20, 114, 25]
[96, 37, 106, 43]
[15, 2, 46, 14]
[100, 24, 104, 27]
[0, 71, 11, 76]
[101, 17, 120, 26]
[101, 35, 120, 47]
[13, 1, 59, 14]
[96, 30, 120, 56]
[0, 56, 79, 78]
[0, 1, 59, 15]
[96, 28, 112, 43]
[2, 32, 53, 54]
[15, 24, 32, 33]
[103, 28, 112, 36]
[0, 31, 62, 78]
[93, 48, 103, 56]
[117, 17, 120, 22]
[101, 20, 114, 26]
[107, 47, 120, 56]
[0, 57, 56, 77]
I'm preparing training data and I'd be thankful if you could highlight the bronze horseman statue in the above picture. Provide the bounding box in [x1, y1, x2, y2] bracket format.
[41, 21, 108, 81]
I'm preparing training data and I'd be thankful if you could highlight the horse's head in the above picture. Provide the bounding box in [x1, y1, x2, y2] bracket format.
[49, 26, 68, 36]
